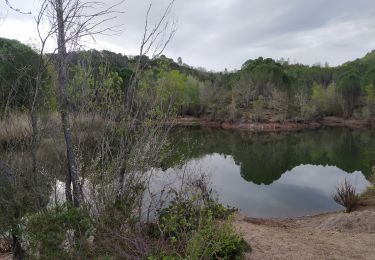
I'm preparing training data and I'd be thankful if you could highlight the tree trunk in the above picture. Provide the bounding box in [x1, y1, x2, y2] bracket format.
[12, 234, 24, 260]
[56, 0, 81, 207]
[12, 207, 24, 260]
[116, 166, 126, 201]
[65, 163, 73, 203]
[30, 109, 38, 174]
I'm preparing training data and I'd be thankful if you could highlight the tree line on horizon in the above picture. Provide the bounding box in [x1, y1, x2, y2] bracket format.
[2, 36, 375, 123]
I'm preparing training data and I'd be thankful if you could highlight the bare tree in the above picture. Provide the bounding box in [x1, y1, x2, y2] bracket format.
[31, 0, 176, 209]
[104, 1, 177, 201]
[32, 0, 125, 207]
[294, 85, 310, 119]
[125, 0, 177, 112]
[4, 0, 31, 14]
[233, 73, 257, 108]
[2, 0, 178, 257]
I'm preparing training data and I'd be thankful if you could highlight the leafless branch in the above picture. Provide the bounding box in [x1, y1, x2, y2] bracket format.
[125, 0, 177, 113]
[4, 0, 31, 14]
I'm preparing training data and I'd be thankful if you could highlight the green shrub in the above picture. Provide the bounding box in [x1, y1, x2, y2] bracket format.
[152, 197, 246, 259]
[157, 198, 236, 239]
[204, 200, 237, 220]
[187, 214, 250, 259]
[311, 83, 341, 116]
[147, 252, 180, 260]
[158, 199, 200, 238]
[24, 205, 93, 259]
[361, 168, 375, 199]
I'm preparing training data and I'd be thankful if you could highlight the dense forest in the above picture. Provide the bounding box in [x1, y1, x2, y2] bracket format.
[3, 37, 375, 124]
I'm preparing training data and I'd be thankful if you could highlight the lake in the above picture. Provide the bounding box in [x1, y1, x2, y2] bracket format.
[161, 127, 374, 218]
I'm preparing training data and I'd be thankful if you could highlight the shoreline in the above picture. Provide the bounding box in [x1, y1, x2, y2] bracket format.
[235, 191, 375, 259]
[174, 116, 375, 132]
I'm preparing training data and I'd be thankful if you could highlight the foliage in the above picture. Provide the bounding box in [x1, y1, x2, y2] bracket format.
[311, 83, 340, 116]
[362, 66, 375, 115]
[0, 38, 39, 114]
[364, 84, 375, 105]
[360, 167, 375, 201]
[24, 205, 93, 259]
[92, 199, 150, 259]
[252, 95, 266, 122]
[337, 71, 361, 117]
[241, 57, 290, 98]
[157, 199, 201, 238]
[157, 198, 235, 239]
[186, 214, 250, 260]
[149, 196, 246, 259]
[69, 63, 124, 114]
[155, 70, 201, 115]
[4, 36, 375, 122]
[333, 179, 360, 213]
[0, 153, 51, 259]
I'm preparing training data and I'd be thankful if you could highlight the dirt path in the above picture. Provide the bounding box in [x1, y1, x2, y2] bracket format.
[235, 209, 375, 260]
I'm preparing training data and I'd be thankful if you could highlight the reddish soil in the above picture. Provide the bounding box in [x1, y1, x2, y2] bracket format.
[174, 116, 375, 132]
[319, 116, 375, 128]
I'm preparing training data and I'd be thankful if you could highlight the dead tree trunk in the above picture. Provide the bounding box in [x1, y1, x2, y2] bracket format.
[30, 99, 39, 174]
[55, 0, 81, 207]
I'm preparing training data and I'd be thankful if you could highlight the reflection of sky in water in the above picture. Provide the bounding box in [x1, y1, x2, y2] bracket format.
[50, 152, 371, 219]
[195, 153, 371, 218]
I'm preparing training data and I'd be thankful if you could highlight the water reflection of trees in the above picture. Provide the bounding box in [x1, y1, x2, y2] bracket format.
[164, 127, 375, 185]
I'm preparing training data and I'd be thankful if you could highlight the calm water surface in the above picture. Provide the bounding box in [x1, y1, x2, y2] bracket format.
[162, 127, 374, 218]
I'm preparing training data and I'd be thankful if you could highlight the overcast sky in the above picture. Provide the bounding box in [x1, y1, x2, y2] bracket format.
[1, 0, 375, 71]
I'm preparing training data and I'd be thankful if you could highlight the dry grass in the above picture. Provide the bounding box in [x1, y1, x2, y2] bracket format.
[333, 179, 360, 213]
[0, 113, 32, 143]
[0, 112, 110, 144]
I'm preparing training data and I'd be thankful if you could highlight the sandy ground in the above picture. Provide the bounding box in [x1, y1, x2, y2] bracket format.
[0, 253, 11, 260]
[236, 201, 375, 260]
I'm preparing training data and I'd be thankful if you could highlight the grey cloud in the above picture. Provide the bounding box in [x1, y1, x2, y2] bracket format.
[163, 0, 375, 70]
[1, 0, 375, 71]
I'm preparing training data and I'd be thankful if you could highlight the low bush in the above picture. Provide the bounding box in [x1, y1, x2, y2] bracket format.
[187, 214, 250, 259]
[361, 169, 375, 200]
[333, 179, 360, 213]
[151, 197, 248, 259]
[157, 198, 236, 239]
[24, 204, 93, 259]
[158, 199, 201, 239]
